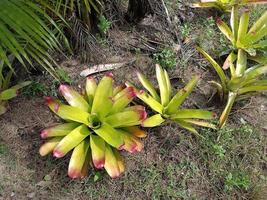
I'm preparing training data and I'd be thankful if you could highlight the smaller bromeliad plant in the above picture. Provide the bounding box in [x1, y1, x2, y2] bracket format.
[197, 47, 267, 128]
[192, 0, 267, 11]
[0, 63, 31, 115]
[216, 8, 267, 64]
[39, 73, 147, 179]
[128, 64, 216, 135]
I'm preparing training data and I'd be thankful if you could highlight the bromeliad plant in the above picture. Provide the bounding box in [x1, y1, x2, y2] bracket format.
[0, 63, 31, 115]
[197, 47, 267, 128]
[128, 64, 216, 135]
[192, 0, 267, 11]
[39, 73, 147, 179]
[216, 8, 267, 64]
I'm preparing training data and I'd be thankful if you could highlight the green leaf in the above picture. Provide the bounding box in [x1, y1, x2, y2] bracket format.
[170, 109, 215, 120]
[239, 85, 267, 94]
[0, 88, 17, 100]
[0, 0, 63, 76]
[141, 114, 165, 127]
[165, 76, 199, 114]
[91, 74, 113, 119]
[244, 65, 267, 81]
[197, 47, 228, 93]
[137, 71, 160, 102]
[236, 49, 247, 76]
[219, 92, 237, 128]
[231, 5, 239, 42]
[94, 122, 124, 149]
[11, 81, 32, 90]
[174, 119, 199, 135]
[217, 18, 234, 43]
[53, 125, 91, 158]
[248, 10, 267, 34]
[182, 119, 217, 130]
[46, 97, 90, 125]
[237, 10, 250, 45]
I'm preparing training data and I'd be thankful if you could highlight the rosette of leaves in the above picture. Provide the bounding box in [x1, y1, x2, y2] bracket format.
[0, 63, 31, 115]
[192, 0, 267, 11]
[128, 64, 216, 135]
[39, 73, 147, 179]
[197, 47, 267, 128]
[216, 8, 267, 64]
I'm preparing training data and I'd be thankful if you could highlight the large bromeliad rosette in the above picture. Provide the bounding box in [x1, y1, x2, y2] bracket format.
[39, 73, 147, 179]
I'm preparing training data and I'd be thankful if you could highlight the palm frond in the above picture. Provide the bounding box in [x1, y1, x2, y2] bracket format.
[0, 0, 64, 77]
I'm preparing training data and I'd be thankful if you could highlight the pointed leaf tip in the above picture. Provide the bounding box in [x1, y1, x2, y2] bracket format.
[87, 76, 94, 80]
[40, 130, 48, 139]
[53, 149, 64, 158]
[127, 86, 137, 98]
[45, 96, 53, 105]
[93, 160, 105, 169]
[68, 169, 81, 179]
[118, 144, 125, 150]
[216, 18, 223, 25]
[58, 84, 69, 94]
[138, 109, 147, 121]
[105, 72, 113, 78]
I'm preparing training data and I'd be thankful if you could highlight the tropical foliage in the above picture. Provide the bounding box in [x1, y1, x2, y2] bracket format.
[40, 0, 101, 29]
[216, 8, 267, 63]
[128, 64, 216, 135]
[40, 73, 147, 178]
[0, 62, 31, 115]
[197, 47, 267, 128]
[192, 0, 267, 11]
[0, 0, 64, 76]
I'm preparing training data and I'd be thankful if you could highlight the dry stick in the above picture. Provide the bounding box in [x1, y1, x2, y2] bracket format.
[160, 0, 172, 26]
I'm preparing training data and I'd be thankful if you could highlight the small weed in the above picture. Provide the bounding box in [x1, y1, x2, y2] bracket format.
[56, 68, 72, 84]
[225, 172, 251, 191]
[0, 143, 8, 156]
[197, 124, 264, 196]
[22, 82, 48, 97]
[49, 80, 60, 97]
[93, 171, 102, 182]
[213, 144, 225, 158]
[97, 15, 111, 35]
[154, 48, 177, 69]
[196, 16, 231, 56]
[181, 23, 191, 39]
[22, 80, 60, 98]
[205, 17, 216, 38]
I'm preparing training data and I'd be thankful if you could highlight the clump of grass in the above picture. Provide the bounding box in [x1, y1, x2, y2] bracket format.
[153, 48, 177, 69]
[56, 68, 72, 84]
[22, 82, 48, 97]
[225, 172, 251, 191]
[196, 16, 230, 57]
[197, 124, 266, 196]
[181, 23, 191, 40]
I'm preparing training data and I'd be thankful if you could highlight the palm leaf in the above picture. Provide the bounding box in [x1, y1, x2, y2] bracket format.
[0, 0, 64, 77]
